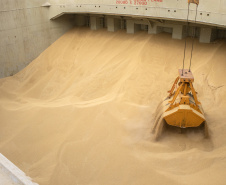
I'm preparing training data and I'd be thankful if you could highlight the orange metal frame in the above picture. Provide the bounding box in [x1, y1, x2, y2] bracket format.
[166, 75, 201, 113]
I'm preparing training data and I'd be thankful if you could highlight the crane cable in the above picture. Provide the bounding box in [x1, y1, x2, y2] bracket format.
[182, 3, 190, 76]
[189, 4, 198, 72]
[182, 2, 199, 75]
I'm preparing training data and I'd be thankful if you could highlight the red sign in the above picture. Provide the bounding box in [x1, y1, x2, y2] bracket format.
[116, 0, 163, 5]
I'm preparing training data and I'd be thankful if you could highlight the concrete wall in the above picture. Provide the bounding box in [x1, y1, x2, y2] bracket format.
[50, 0, 226, 44]
[49, 0, 226, 28]
[0, 0, 225, 77]
[0, 153, 38, 185]
[0, 0, 75, 78]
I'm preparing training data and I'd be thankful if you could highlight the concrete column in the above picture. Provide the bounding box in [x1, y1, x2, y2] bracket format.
[148, 24, 162, 34]
[126, 20, 140, 34]
[90, 16, 103, 30]
[199, 27, 212, 43]
[107, 17, 121, 32]
[172, 25, 184, 40]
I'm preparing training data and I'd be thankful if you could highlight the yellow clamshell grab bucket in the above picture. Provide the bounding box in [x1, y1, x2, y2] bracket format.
[151, 0, 208, 140]
[152, 69, 208, 140]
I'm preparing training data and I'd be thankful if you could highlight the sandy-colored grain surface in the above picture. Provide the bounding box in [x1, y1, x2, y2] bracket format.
[0, 27, 226, 185]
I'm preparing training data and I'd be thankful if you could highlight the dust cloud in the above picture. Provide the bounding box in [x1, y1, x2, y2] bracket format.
[0, 28, 226, 185]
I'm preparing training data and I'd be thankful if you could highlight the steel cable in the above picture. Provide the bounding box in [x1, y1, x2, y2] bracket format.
[189, 4, 198, 72]
[182, 3, 190, 76]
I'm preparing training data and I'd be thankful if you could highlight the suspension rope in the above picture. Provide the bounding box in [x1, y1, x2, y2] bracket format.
[189, 4, 198, 72]
[182, 3, 190, 76]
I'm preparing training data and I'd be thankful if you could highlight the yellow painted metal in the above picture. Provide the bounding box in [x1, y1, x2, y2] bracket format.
[169, 82, 184, 105]
[152, 69, 208, 140]
[183, 84, 188, 95]
[164, 108, 205, 128]
[164, 69, 205, 128]
[168, 76, 179, 96]
[188, 0, 199, 5]
[180, 96, 190, 104]
[181, 83, 191, 95]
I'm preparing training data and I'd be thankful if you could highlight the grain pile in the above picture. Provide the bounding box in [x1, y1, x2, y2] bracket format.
[0, 28, 226, 185]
